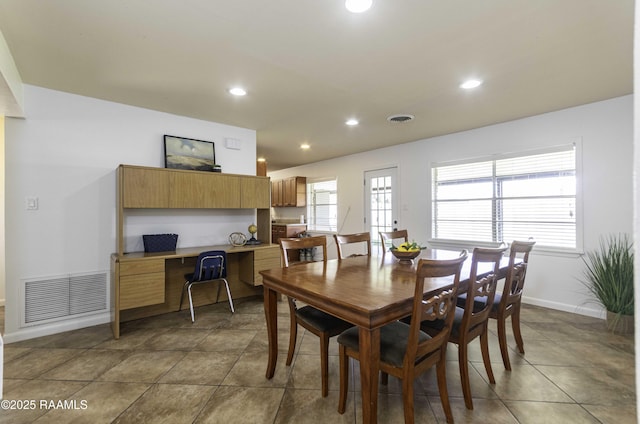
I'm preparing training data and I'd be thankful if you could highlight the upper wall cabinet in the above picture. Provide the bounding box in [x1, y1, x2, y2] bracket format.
[169, 171, 240, 208]
[271, 176, 306, 207]
[121, 166, 170, 208]
[119, 165, 270, 210]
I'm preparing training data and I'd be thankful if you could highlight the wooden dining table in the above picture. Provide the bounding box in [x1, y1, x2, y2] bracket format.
[260, 249, 511, 424]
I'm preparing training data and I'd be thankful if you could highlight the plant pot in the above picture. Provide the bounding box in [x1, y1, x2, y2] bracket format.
[606, 310, 634, 335]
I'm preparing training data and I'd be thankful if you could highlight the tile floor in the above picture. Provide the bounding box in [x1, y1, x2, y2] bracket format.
[0, 298, 636, 423]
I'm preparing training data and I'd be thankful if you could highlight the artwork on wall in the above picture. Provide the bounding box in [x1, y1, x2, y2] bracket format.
[164, 135, 217, 172]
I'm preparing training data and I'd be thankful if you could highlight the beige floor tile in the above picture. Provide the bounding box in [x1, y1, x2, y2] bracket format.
[33, 381, 150, 424]
[4, 348, 84, 379]
[141, 327, 211, 351]
[41, 349, 131, 381]
[536, 365, 636, 405]
[433, 397, 519, 423]
[194, 386, 284, 424]
[491, 364, 573, 402]
[113, 383, 215, 424]
[0, 379, 88, 424]
[582, 403, 638, 424]
[275, 388, 357, 424]
[194, 329, 257, 352]
[97, 350, 186, 383]
[505, 401, 601, 424]
[159, 351, 239, 385]
[222, 351, 292, 388]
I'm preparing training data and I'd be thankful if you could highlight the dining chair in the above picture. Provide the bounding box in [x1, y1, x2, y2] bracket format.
[379, 229, 409, 256]
[337, 250, 468, 424]
[179, 250, 235, 322]
[484, 240, 536, 370]
[279, 236, 354, 397]
[421, 245, 507, 410]
[334, 232, 372, 260]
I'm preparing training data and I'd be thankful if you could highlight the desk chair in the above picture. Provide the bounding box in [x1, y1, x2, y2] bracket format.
[379, 229, 409, 256]
[337, 251, 468, 424]
[421, 245, 507, 410]
[179, 250, 235, 322]
[280, 236, 354, 397]
[334, 232, 372, 260]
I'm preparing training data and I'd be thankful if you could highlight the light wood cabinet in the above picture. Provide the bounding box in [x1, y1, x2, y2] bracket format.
[169, 171, 240, 208]
[271, 176, 306, 207]
[121, 166, 170, 208]
[240, 176, 271, 208]
[118, 258, 165, 310]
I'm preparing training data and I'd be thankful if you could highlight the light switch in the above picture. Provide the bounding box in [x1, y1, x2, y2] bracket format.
[225, 138, 242, 150]
[26, 197, 39, 210]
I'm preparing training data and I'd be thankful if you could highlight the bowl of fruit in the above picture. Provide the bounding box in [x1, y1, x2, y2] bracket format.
[390, 241, 423, 263]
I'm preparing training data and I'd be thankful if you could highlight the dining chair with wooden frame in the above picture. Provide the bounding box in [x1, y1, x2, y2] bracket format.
[334, 232, 372, 260]
[421, 245, 507, 410]
[379, 229, 409, 256]
[279, 236, 354, 397]
[337, 250, 468, 424]
[486, 240, 535, 370]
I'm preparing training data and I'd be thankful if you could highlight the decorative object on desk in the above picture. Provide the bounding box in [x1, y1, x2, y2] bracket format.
[580, 233, 634, 334]
[229, 232, 247, 247]
[143, 233, 178, 253]
[390, 241, 423, 263]
[164, 134, 216, 172]
[246, 223, 262, 245]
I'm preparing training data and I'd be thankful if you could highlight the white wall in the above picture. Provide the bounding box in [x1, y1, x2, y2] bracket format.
[4, 85, 257, 342]
[270, 95, 633, 318]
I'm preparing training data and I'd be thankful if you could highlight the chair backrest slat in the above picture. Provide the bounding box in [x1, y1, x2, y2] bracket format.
[501, 239, 536, 308]
[334, 232, 372, 260]
[192, 250, 227, 281]
[379, 230, 409, 256]
[406, 250, 468, 364]
[279, 235, 327, 267]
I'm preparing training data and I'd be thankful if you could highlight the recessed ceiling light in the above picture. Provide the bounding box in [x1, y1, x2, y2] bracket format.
[345, 118, 359, 126]
[387, 114, 415, 123]
[300, 143, 310, 150]
[229, 87, 247, 96]
[257, 157, 266, 162]
[345, 0, 372, 13]
[460, 79, 482, 89]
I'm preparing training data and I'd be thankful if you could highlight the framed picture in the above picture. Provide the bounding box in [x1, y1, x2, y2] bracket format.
[164, 135, 217, 172]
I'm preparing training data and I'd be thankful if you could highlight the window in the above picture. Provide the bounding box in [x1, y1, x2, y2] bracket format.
[431, 144, 577, 250]
[307, 179, 337, 232]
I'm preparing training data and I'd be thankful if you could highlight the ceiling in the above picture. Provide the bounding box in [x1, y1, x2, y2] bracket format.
[0, 0, 633, 171]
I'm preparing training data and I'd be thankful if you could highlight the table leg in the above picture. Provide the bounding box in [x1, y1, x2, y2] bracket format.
[359, 327, 380, 424]
[264, 285, 278, 379]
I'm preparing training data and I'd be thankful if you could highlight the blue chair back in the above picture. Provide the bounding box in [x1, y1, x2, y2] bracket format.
[191, 250, 227, 282]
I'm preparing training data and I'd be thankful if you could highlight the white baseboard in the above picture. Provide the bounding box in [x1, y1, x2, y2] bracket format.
[522, 296, 605, 319]
[3, 312, 111, 344]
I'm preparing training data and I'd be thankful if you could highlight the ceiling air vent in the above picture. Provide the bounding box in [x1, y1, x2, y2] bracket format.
[387, 114, 415, 123]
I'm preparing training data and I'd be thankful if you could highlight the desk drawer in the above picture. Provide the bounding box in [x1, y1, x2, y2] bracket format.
[120, 259, 164, 276]
[120, 272, 165, 310]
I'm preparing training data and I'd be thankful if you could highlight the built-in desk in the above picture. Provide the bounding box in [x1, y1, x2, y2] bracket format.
[110, 243, 281, 338]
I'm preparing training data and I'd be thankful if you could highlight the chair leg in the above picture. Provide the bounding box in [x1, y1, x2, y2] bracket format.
[338, 345, 348, 414]
[497, 315, 512, 371]
[436, 357, 454, 424]
[286, 317, 298, 366]
[187, 285, 196, 323]
[401, 371, 415, 424]
[458, 344, 473, 410]
[178, 281, 189, 312]
[320, 333, 330, 397]
[512, 306, 525, 354]
[480, 326, 496, 384]
[221, 279, 235, 313]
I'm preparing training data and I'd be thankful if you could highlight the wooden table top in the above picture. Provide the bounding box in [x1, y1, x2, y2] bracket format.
[260, 249, 493, 328]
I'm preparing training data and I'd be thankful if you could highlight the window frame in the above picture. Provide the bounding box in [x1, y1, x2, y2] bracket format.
[428, 141, 583, 255]
[306, 178, 338, 233]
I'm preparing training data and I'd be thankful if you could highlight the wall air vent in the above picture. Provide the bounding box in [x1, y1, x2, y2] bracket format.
[387, 114, 415, 123]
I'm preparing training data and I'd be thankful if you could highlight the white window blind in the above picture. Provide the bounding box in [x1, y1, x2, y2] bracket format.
[307, 180, 337, 232]
[431, 145, 577, 249]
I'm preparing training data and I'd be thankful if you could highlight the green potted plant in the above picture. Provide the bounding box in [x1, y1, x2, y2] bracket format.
[580, 234, 634, 334]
